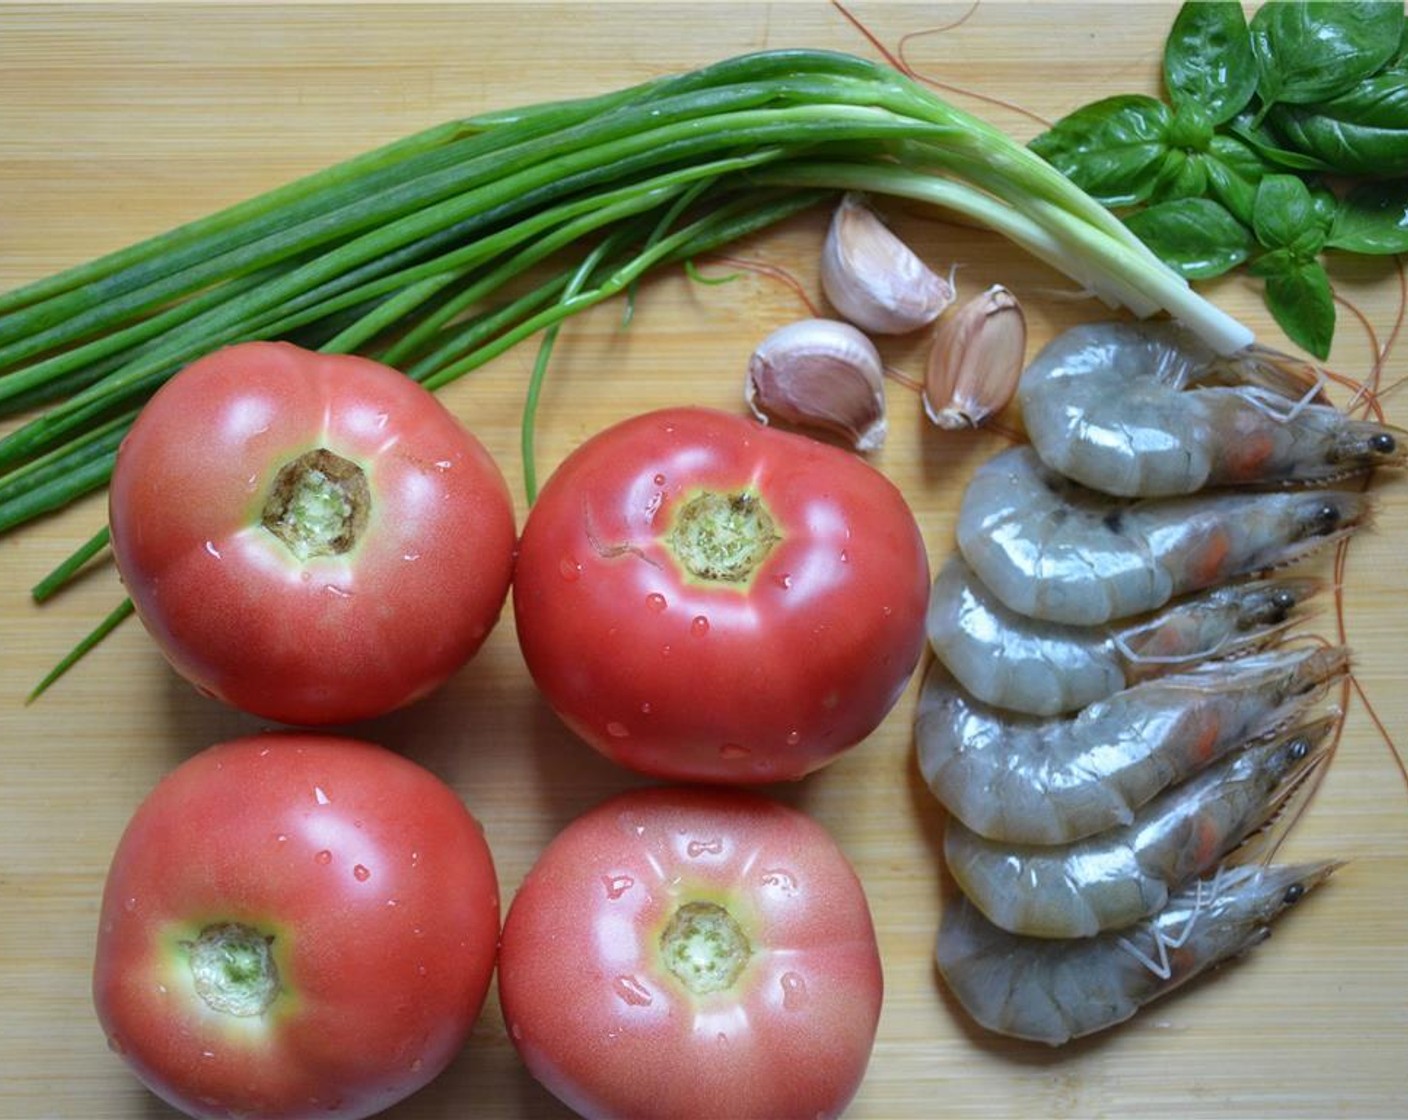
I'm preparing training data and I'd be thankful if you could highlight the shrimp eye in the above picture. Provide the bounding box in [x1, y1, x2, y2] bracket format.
[1287, 737, 1310, 762]
[1270, 589, 1297, 614]
[1309, 502, 1342, 535]
[1282, 883, 1306, 905]
[1370, 432, 1396, 455]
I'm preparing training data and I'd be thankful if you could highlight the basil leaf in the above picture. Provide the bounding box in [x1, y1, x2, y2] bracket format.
[1252, 173, 1327, 256]
[1028, 95, 1171, 206]
[1203, 135, 1265, 224]
[1251, 2, 1403, 110]
[1251, 252, 1336, 359]
[1268, 73, 1408, 175]
[1151, 150, 1211, 201]
[1125, 198, 1256, 279]
[1227, 108, 1335, 171]
[1164, 1, 1258, 123]
[1329, 180, 1408, 254]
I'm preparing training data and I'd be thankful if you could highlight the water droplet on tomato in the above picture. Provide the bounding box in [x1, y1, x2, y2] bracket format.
[761, 868, 798, 895]
[639, 701, 652, 715]
[559, 557, 581, 582]
[353, 864, 371, 882]
[314, 786, 331, 805]
[780, 971, 809, 1011]
[840, 548, 850, 564]
[409, 1058, 423, 1073]
[652, 473, 666, 486]
[323, 584, 352, 599]
[720, 743, 750, 760]
[275, 833, 288, 845]
[645, 592, 667, 613]
[510, 1022, 524, 1041]
[690, 615, 710, 637]
[785, 729, 801, 746]
[612, 976, 653, 1007]
[314, 850, 332, 866]
[203, 540, 222, 560]
[686, 837, 723, 857]
[432, 459, 453, 472]
[606, 721, 629, 739]
[201, 1049, 216, 1061]
[402, 551, 421, 562]
[774, 572, 793, 590]
[123, 896, 137, 912]
[603, 874, 634, 900]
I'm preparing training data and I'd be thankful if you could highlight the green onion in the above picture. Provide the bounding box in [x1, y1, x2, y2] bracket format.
[3, 49, 1256, 689]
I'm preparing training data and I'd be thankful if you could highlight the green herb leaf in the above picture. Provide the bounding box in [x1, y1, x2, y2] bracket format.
[1164, 1, 1258, 124]
[1328, 179, 1408, 254]
[1227, 108, 1336, 171]
[1250, 252, 1336, 359]
[1203, 134, 1266, 224]
[1250, 2, 1404, 111]
[1126, 198, 1256, 279]
[1028, 95, 1172, 206]
[1252, 173, 1327, 257]
[1268, 73, 1408, 175]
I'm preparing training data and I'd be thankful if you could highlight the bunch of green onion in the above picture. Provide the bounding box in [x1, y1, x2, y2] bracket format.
[0, 50, 1253, 694]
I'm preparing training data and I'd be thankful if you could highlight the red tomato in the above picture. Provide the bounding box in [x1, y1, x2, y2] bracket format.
[109, 341, 517, 726]
[93, 733, 500, 1120]
[497, 785, 883, 1120]
[512, 406, 930, 783]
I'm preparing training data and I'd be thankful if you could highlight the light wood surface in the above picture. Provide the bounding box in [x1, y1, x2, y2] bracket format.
[3, 4, 1406, 1118]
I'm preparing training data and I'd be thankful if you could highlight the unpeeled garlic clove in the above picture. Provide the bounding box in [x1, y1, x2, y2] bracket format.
[821, 192, 954, 335]
[923, 285, 1027, 430]
[746, 318, 887, 451]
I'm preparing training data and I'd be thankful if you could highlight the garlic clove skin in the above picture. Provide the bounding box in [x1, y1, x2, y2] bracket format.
[746, 318, 887, 451]
[821, 192, 954, 336]
[923, 285, 1027, 430]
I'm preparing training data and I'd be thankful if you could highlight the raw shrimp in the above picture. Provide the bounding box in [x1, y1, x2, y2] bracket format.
[915, 645, 1348, 845]
[1017, 320, 1405, 497]
[926, 551, 1319, 716]
[935, 859, 1340, 1046]
[943, 715, 1334, 938]
[956, 445, 1370, 626]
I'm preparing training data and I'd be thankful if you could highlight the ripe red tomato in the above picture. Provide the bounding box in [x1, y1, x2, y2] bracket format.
[497, 785, 883, 1120]
[93, 733, 500, 1120]
[512, 406, 930, 783]
[109, 341, 517, 726]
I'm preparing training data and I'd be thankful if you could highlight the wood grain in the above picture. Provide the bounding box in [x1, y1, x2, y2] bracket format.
[2, 4, 1406, 1118]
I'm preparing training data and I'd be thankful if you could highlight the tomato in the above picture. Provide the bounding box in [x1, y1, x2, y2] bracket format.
[108, 341, 517, 726]
[497, 785, 883, 1120]
[93, 733, 500, 1120]
[512, 406, 930, 783]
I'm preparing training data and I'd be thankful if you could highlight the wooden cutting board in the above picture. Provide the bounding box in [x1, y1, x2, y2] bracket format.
[3, 4, 1406, 1117]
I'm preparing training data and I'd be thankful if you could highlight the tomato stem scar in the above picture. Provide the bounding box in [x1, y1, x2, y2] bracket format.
[261, 448, 370, 561]
[659, 900, 751, 995]
[668, 491, 778, 583]
[185, 922, 281, 1017]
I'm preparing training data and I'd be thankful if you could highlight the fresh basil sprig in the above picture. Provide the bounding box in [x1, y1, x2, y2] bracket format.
[1029, 0, 1408, 359]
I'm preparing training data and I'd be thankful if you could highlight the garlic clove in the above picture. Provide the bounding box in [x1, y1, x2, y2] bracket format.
[923, 285, 1027, 430]
[746, 318, 887, 451]
[821, 192, 954, 335]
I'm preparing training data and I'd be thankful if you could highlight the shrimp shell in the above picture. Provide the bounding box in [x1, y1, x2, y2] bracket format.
[1017, 320, 1406, 497]
[915, 645, 1348, 845]
[943, 715, 1334, 938]
[935, 859, 1341, 1046]
[957, 444, 1370, 626]
[926, 551, 1319, 716]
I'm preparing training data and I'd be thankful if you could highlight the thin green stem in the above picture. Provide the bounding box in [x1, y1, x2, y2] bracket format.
[32, 526, 110, 603]
[26, 598, 134, 703]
